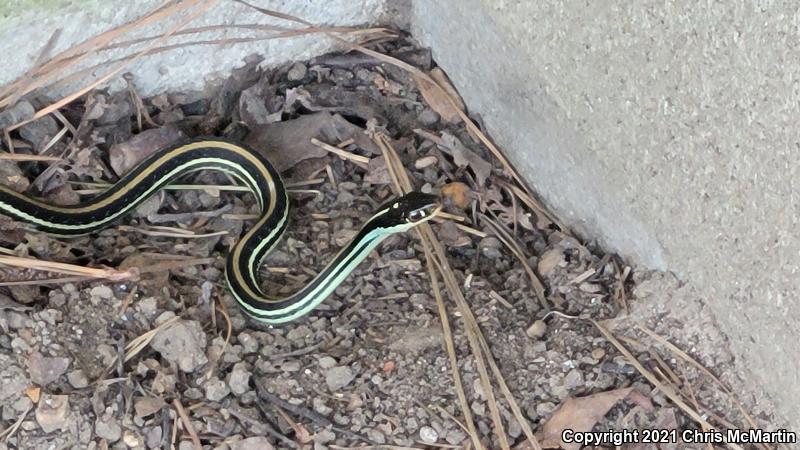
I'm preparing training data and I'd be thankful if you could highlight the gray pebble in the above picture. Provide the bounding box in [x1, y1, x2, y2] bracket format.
[67, 370, 88, 389]
[150, 319, 208, 373]
[318, 356, 337, 369]
[564, 368, 585, 390]
[419, 425, 438, 443]
[228, 362, 251, 395]
[237, 332, 259, 354]
[27, 352, 70, 386]
[90, 285, 114, 301]
[231, 436, 273, 450]
[325, 366, 355, 391]
[418, 108, 440, 126]
[95, 416, 122, 442]
[204, 377, 230, 402]
[287, 63, 308, 81]
[145, 426, 163, 448]
[312, 397, 332, 415]
[286, 325, 312, 342]
[366, 428, 386, 444]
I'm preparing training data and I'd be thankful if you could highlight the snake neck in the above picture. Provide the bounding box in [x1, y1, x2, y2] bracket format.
[227, 219, 391, 324]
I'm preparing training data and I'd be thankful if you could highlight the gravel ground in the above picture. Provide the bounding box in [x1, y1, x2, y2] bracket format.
[0, 37, 772, 450]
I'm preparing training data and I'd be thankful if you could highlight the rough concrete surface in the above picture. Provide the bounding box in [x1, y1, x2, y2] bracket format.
[413, 0, 799, 430]
[0, 0, 392, 96]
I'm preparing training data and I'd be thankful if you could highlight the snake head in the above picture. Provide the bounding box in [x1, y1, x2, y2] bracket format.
[374, 192, 441, 230]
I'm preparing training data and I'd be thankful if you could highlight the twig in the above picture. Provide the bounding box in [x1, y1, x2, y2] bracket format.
[254, 382, 368, 443]
[0, 153, 62, 161]
[172, 399, 201, 450]
[311, 138, 370, 167]
[0, 255, 136, 282]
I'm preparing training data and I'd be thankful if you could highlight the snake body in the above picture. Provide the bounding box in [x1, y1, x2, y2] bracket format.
[0, 139, 440, 323]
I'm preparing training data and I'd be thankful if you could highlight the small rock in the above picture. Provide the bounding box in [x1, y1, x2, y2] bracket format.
[312, 397, 332, 415]
[122, 430, 140, 447]
[35, 394, 69, 433]
[446, 427, 467, 445]
[95, 416, 122, 442]
[418, 108, 440, 126]
[536, 402, 556, 417]
[237, 332, 259, 354]
[145, 426, 163, 448]
[286, 325, 312, 342]
[314, 428, 336, 444]
[478, 236, 503, 259]
[178, 441, 195, 450]
[227, 362, 251, 395]
[66, 369, 88, 389]
[414, 155, 438, 169]
[325, 366, 355, 391]
[27, 352, 70, 385]
[134, 396, 165, 418]
[591, 348, 606, 360]
[0, 100, 34, 129]
[526, 320, 547, 339]
[537, 249, 564, 276]
[287, 62, 308, 81]
[231, 436, 275, 450]
[470, 400, 485, 416]
[90, 285, 114, 301]
[366, 428, 386, 444]
[318, 356, 337, 369]
[564, 368, 585, 390]
[204, 377, 230, 402]
[419, 425, 438, 443]
[150, 319, 208, 373]
[137, 297, 159, 317]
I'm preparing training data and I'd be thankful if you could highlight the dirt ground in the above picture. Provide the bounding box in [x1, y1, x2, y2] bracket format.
[0, 37, 780, 450]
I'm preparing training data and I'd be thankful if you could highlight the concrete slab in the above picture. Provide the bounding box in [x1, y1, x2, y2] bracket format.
[0, 0, 394, 96]
[413, 0, 797, 429]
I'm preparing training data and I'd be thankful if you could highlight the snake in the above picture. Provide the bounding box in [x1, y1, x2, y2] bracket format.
[0, 138, 441, 324]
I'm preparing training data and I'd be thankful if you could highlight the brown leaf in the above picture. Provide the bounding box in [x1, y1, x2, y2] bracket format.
[244, 112, 378, 172]
[537, 387, 654, 450]
[414, 69, 464, 123]
[441, 182, 472, 209]
[26, 386, 41, 403]
[0, 160, 30, 193]
[109, 126, 186, 175]
[35, 393, 69, 433]
[364, 155, 391, 185]
[440, 132, 492, 186]
[239, 83, 281, 127]
[134, 396, 165, 418]
[430, 68, 466, 112]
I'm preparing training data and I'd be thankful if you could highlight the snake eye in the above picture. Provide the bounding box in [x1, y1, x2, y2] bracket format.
[407, 209, 426, 222]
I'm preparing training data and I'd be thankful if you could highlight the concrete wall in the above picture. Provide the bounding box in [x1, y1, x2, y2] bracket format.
[0, 0, 393, 96]
[413, 0, 798, 429]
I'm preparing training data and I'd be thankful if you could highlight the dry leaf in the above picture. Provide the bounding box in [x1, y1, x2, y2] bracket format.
[134, 396, 165, 418]
[244, 112, 378, 172]
[440, 132, 492, 186]
[414, 69, 463, 123]
[429, 68, 465, 112]
[26, 386, 41, 403]
[364, 155, 391, 185]
[0, 160, 30, 193]
[441, 182, 472, 209]
[537, 387, 654, 450]
[109, 125, 186, 175]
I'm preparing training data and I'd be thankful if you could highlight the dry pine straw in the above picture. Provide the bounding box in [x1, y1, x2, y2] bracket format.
[0, 1, 770, 449]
